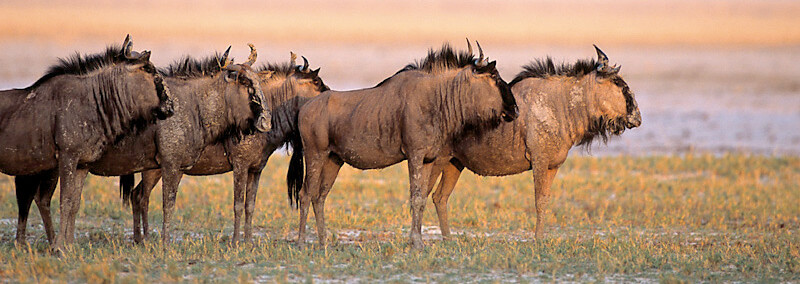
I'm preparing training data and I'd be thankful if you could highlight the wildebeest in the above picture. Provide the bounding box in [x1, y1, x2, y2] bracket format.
[1, 35, 174, 248]
[289, 41, 519, 248]
[425, 45, 642, 239]
[121, 52, 329, 243]
[12, 44, 272, 245]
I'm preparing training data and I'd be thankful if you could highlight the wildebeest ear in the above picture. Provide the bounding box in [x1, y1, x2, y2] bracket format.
[122, 34, 131, 50]
[122, 34, 132, 57]
[218, 46, 232, 68]
[310, 68, 320, 77]
[475, 60, 496, 74]
[485, 60, 496, 71]
[594, 44, 609, 64]
[301, 56, 310, 72]
[139, 50, 151, 61]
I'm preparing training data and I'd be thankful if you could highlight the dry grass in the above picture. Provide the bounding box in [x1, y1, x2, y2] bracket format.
[0, 154, 798, 282]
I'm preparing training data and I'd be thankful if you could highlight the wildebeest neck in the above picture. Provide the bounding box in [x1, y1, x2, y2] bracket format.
[265, 96, 311, 146]
[429, 70, 505, 140]
[162, 77, 256, 144]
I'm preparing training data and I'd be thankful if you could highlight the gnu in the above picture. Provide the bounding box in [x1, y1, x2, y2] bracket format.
[1, 35, 174, 250]
[288, 41, 518, 248]
[426, 45, 642, 239]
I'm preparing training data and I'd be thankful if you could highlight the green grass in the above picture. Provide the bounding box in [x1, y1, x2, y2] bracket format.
[1, 154, 798, 282]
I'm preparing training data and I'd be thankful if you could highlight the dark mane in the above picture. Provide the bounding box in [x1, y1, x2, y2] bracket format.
[159, 54, 225, 78]
[510, 57, 618, 86]
[375, 43, 475, 87]
[257, 62, 296, 77]
[27, 45, 128, 90]
[406, 43, 476, 73]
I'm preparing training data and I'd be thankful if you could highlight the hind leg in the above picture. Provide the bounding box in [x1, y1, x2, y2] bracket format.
[15, 176, 38, 245]
[431, 161, 464, 239]
[34, 170, 59, 244]
[133, 170, 161, 243]
[311, 155, 343, 246]
[298, 151, 325, 247]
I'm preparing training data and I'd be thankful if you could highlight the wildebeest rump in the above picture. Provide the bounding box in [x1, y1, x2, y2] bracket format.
[1, 35, 174, 248]
[289, 41, 519, 248]
[12, 44, 272, 245]
[425, 46, 642, 238]
[121, 53, 329, 243]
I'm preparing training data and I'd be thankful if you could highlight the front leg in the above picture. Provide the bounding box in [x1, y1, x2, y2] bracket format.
[54, 155, 88, 251]
[533, 166, 558, 238]
[407, 154, 433, 249]
[243, 169, 263, 242]
[66, 167, 88, 243]
[231, 165, 248, 244]
[160, 166, 183, 246]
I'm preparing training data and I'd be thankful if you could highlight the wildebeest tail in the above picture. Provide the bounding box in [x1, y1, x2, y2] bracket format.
[287, 133, 304, 209]
[120, 174, 134, 206]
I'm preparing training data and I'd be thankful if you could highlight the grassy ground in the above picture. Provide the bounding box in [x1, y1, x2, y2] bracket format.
[0, 154, 798, 282]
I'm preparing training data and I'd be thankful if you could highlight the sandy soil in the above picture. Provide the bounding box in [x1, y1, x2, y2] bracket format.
[1, 0, 798, 156]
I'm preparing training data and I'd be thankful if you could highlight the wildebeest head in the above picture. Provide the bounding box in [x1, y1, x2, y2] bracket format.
[591, 45, 641, 135]
[468, 40, 518, 122]
[258, 52, 329, 95]
[255, 52, 329, 110]
[292, 53, 330, 93]
[218, 44, 271, 133]
[118, 34, 175, 119]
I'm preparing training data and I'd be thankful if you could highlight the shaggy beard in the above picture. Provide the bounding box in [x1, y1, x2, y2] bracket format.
[577, 115, 627, 148]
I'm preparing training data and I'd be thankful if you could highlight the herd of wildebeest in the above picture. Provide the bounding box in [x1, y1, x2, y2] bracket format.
[0, 35, 641, 250]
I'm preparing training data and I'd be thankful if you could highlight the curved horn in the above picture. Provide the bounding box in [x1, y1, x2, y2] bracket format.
[290, 52, 297, 68]
[593, 44, 609, 65]
[218, 46, 232, 68]
[475, 41, 487, 67]
[244, 43, 257, 66]
[476, 41, 484, 60]
[301, 56, 309, 72]
[466, 38, 473, 56]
